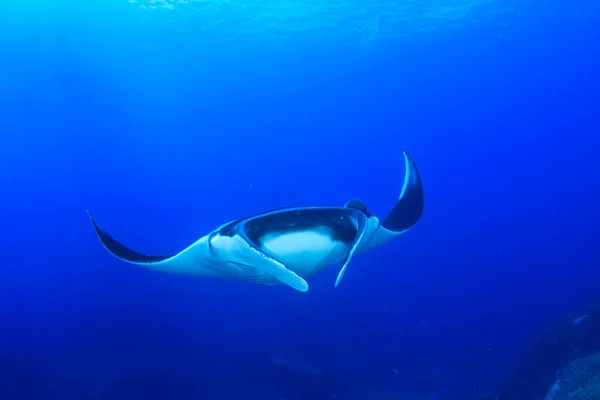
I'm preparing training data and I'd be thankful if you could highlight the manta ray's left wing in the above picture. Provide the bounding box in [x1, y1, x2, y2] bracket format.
[87, 211, 226, 278]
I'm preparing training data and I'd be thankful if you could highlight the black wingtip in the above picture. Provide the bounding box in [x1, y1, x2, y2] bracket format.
[87, 210, 105, 238]
[381, 151, 424, 232]
[87, 210, 173, 264]
[86, 209, 97, 228]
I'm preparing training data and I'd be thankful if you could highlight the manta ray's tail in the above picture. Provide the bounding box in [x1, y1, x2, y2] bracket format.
[381, 150, 424, 233]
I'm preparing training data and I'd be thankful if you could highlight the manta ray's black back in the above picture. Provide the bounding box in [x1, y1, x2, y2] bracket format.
[482, 303, 600, 400]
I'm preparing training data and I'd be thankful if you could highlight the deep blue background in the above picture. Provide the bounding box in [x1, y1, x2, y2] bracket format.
[0, 0, 599, 398]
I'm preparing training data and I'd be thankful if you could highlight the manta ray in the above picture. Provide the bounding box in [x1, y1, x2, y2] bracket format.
[87, 151, 424, 292]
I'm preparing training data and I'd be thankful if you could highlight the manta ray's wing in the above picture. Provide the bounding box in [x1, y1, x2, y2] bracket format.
[383, 151, 424, 232]
[88, 210, 174, 264]
[87, 211, 224, 278]
[359, 150, 424, 253]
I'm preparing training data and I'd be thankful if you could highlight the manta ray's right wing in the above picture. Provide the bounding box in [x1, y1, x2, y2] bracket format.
[359, 151, 424, 253]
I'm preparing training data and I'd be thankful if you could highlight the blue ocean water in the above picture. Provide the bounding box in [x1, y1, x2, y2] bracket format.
[0, 0, 599, 398]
